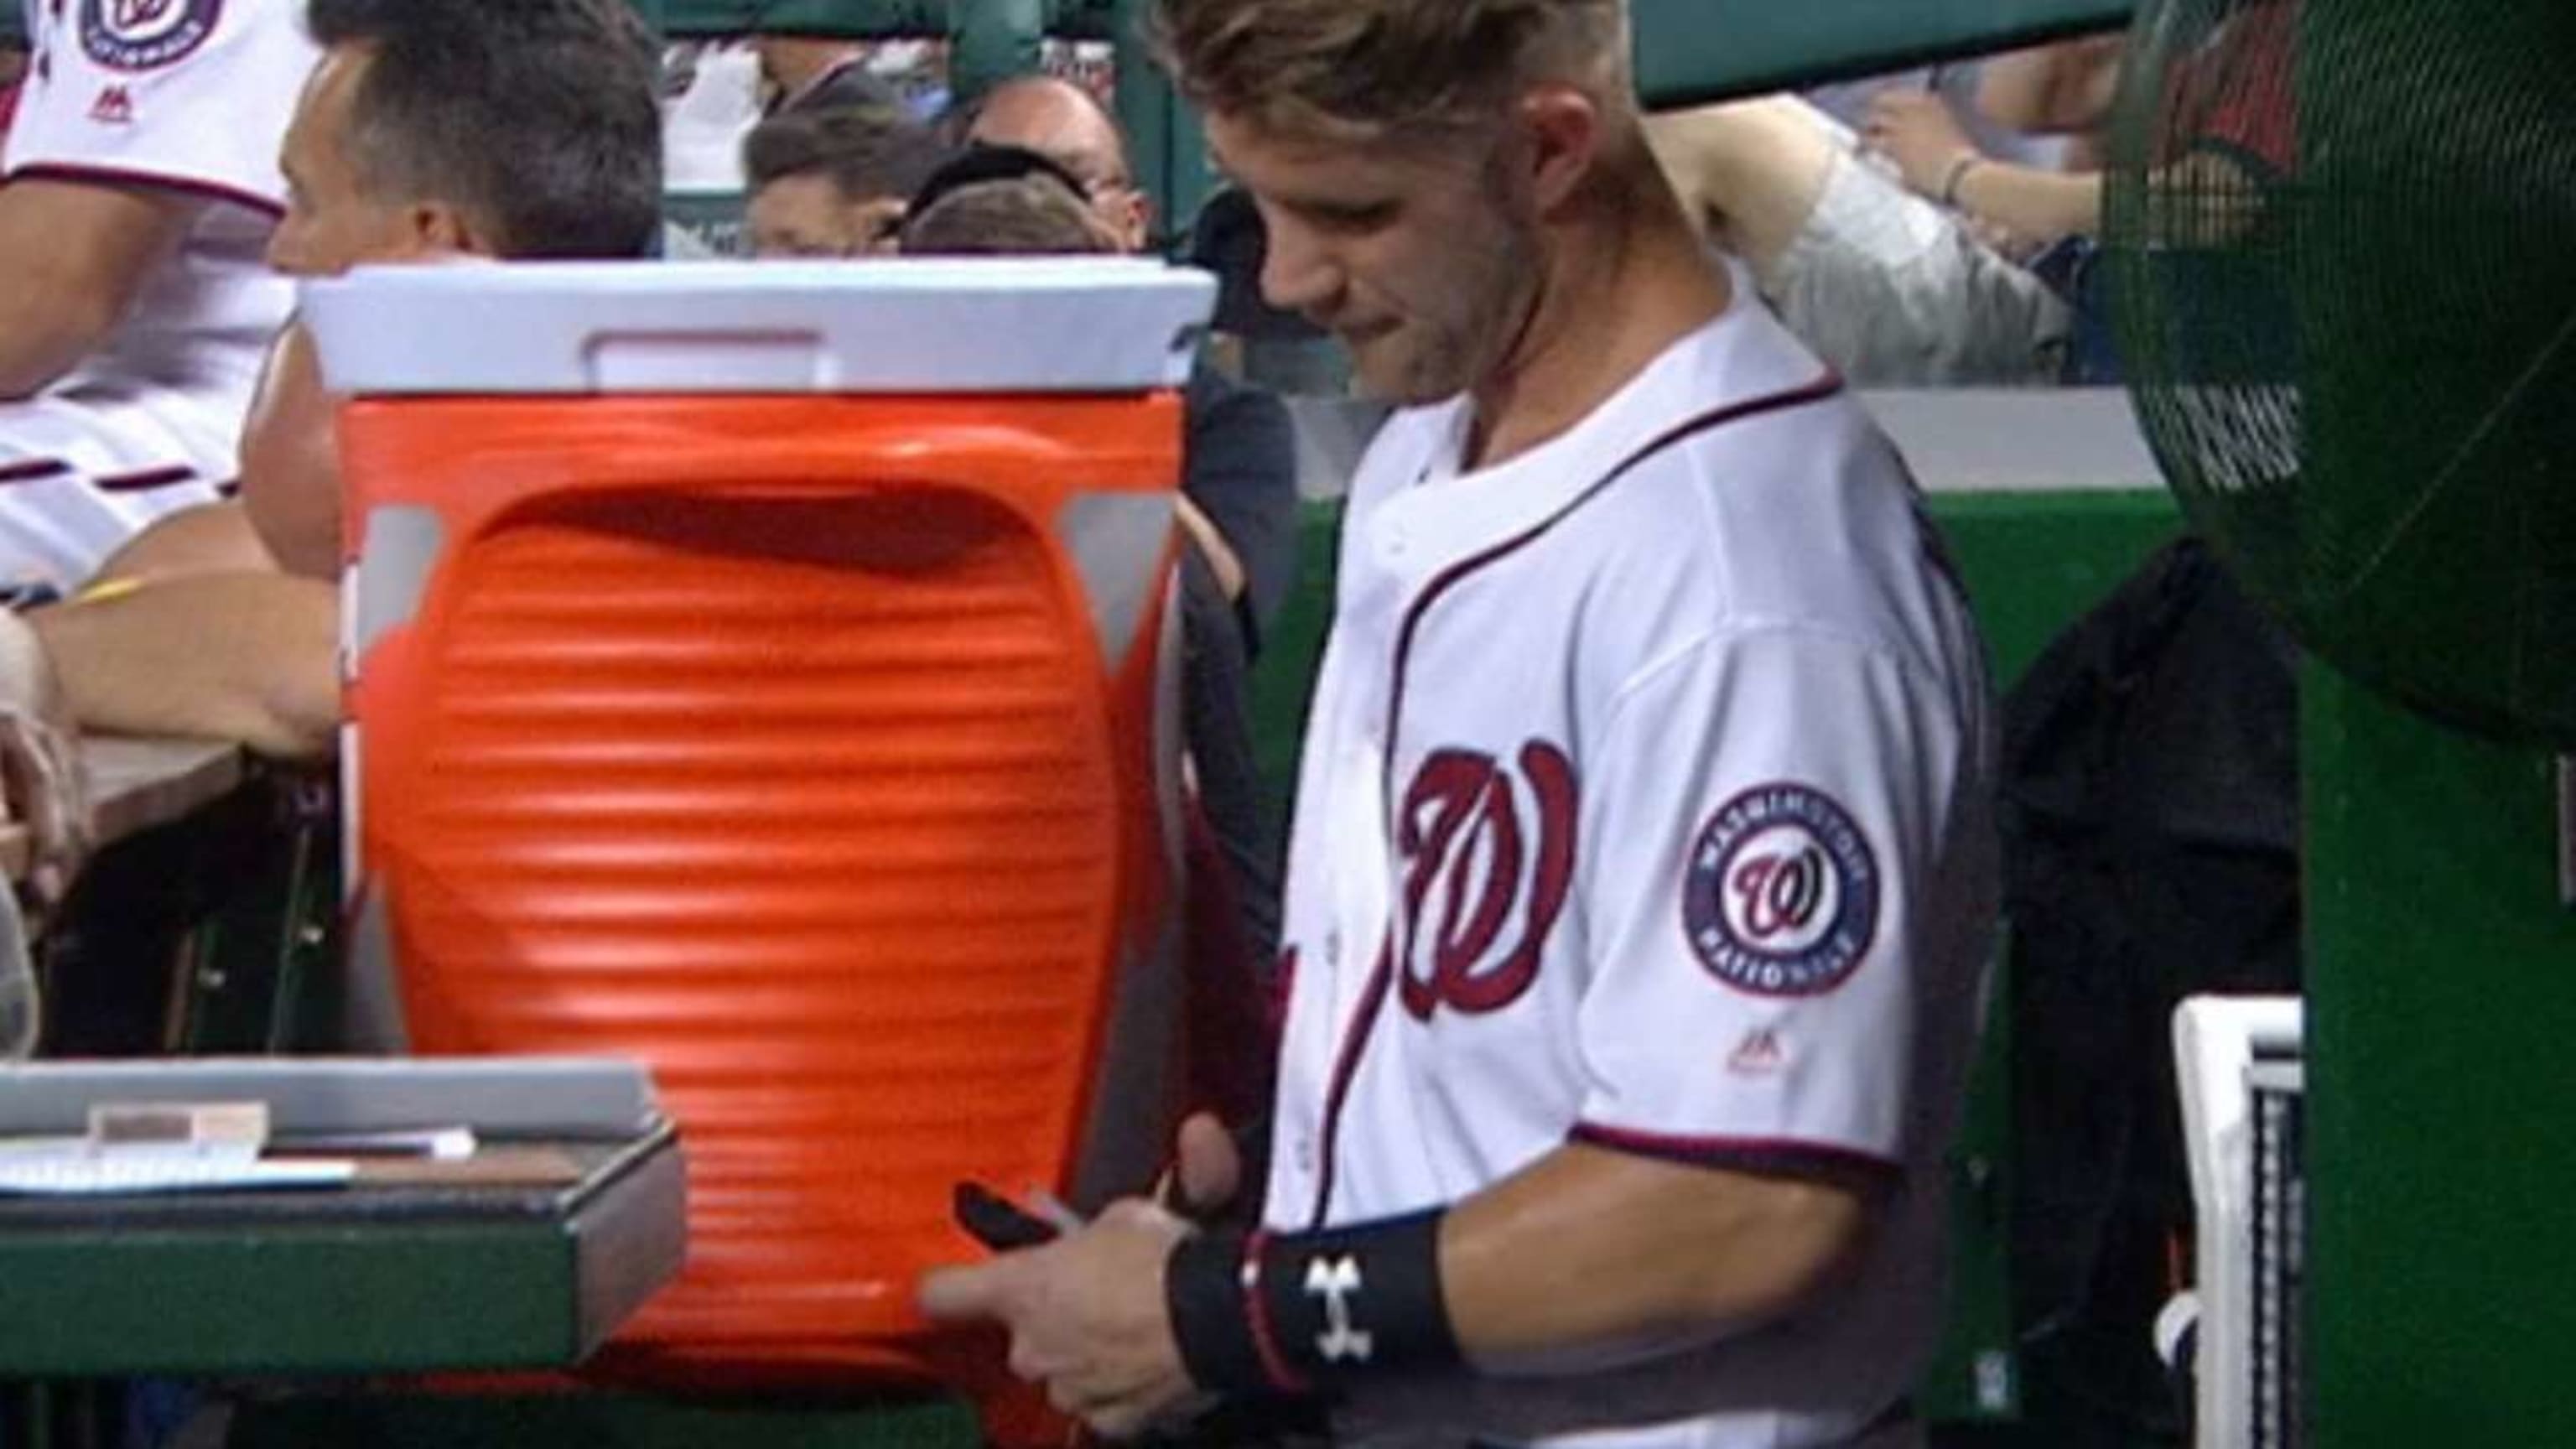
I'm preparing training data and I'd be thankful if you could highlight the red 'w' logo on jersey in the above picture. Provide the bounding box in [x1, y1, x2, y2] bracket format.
[1394, 742, 1577, 1021]
[1731, 845, 1831, 941]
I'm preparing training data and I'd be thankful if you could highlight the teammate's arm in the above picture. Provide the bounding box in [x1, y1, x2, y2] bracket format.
[91, 501, 280, 582]
[29, 572, 340, 759]
[0, 177, 200, 397]
[31, 312, 344, 759]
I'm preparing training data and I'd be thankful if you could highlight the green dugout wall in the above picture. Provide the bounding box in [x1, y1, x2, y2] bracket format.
[2303, 679, 2576, 1447]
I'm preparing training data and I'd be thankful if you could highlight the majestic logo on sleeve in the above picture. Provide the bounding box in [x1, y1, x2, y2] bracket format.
[1394, 742, 1577, 1021]
[1684, 783, 1878, 996]
[81, 0, 221, 71]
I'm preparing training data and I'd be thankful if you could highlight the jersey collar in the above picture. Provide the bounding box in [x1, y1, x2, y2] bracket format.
[1371, 290, 1831, 573]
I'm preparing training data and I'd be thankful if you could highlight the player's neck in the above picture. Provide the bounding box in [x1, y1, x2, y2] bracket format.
[1464, 181, 1731, 474]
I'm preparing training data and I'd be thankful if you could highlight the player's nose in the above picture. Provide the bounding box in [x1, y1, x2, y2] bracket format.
[1259, 213, 1343, 322]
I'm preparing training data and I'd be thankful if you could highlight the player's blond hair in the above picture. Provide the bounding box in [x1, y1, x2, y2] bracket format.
[1146, 0, 1633, 140]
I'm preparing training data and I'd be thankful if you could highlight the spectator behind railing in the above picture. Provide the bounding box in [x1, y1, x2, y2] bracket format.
[0, 0, 662, 865]
[741, 104, 953, 260]
[758, 36, 906, 119]
[661, 37, 915, 219]
[1646, 39, 2123, 387]
[0, 0, 317, 594]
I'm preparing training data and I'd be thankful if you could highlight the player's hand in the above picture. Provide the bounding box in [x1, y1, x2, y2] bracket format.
[919, 1197, 1202, 1440]
[1160, 1111, 1245, 1221]
[1863, 90, 1979, 201]
[0, 610, 91, 909]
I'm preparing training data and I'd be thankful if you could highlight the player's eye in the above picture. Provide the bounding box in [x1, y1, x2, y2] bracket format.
[1306, 200, 1400, 234]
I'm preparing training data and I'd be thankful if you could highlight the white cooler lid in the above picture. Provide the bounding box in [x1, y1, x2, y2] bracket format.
[300, 258, 1218, 396]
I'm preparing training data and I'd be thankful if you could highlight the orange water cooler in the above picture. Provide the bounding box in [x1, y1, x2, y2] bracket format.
[300, 260, 1216, 1405]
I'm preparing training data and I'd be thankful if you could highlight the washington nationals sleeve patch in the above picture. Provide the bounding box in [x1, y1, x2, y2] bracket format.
[82, 0, 224, 72]
[1682, 782, 1879, 997]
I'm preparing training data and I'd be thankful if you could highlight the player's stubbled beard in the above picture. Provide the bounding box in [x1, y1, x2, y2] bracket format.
[1379, 139, 1545, 408]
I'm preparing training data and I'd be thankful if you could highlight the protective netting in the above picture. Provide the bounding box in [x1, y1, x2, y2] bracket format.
[2106, 0, 2576, 746]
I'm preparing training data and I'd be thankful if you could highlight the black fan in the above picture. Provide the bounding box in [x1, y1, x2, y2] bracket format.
[2105, 0, 2576, 747]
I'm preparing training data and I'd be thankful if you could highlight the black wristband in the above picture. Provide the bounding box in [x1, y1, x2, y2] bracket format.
[1254, 1209, 1462, 1389]
[1166, 1212, 1465, 1401]
[1165, 1228, 1271, 1398]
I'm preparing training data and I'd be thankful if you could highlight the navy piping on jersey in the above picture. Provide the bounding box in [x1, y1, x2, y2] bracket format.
[1304, 368, 1847, 1229]
[94, 465, 199, 493]
[0, 460, 201, 493]
[3, 163, 288, 220]
[1306, 937, 1395, 1228]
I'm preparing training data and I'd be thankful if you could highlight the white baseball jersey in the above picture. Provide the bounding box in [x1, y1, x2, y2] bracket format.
[0, 0, 314, 589]
[660, 39, 761, 194]
[1265, 290, 1999, 1449]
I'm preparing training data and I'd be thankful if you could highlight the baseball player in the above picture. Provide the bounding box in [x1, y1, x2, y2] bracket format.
[0, 0, 315, 591]
[919, 3, 1998, 1446]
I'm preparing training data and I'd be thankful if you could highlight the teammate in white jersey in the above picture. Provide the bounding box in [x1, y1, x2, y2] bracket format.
[0, 0, 315, 590]
[920, 4, 1999, 1446]
[0, 0, 663, 774]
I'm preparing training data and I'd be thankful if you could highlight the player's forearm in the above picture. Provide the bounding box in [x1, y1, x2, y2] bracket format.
[32, 574, 340, 759]
[1165, 1142, 1872, 1403]
[1951, 163, 2104, 243]
[1439, 1141, 1870, 1370]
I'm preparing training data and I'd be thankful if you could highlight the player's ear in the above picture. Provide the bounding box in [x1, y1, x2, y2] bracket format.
[405, 200, 491, 259]
[1515, 85, 1603, 216]
[1109, 186, 1153, 253]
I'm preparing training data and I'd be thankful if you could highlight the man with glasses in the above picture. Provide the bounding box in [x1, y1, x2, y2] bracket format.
[963, 75, 1152, 253]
